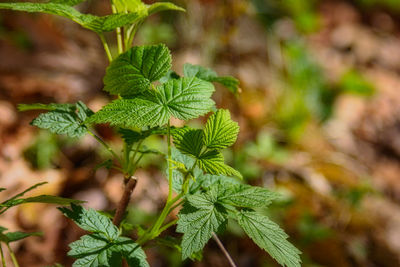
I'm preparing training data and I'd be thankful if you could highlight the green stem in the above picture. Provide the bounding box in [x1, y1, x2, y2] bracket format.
[158, 219, 178, 233]
[167, 120, 173, 202]
[6, 244, 18, 267]
[99, 34, 113, 62]
[88, 130, 121, 164]
[138, 193, 182, 245]
[128, 140, 144, 175]
[0, 244, 6, 267]
[111, 4, 124, 54]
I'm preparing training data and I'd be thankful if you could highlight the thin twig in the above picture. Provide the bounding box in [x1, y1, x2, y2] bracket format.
[113, 176, 137, 227]
[212, 233, 237, 267]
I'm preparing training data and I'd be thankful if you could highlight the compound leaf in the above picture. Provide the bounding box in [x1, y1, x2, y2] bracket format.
[104, 44, 171, 96]
[203, 109, 239, 149]
[237, 210, 301, 267]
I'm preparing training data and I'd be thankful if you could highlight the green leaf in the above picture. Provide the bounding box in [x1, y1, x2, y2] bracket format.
[203, 109, 239, 149]
[198, 150, 242, 179]
[5, 231, 42, 243]
[237, 210, 301, 267]
[50, 0, 86, 6]
[217, 184, 280, 208]
[177, 194, 227, 259]
[159, 70, 180, 83]
[68, 234, 121, 267]
[183, 63, 239, 94]
[88, 77, 215, 128]
[86, 98, 168, 128]
[2, 182, 47, 203]
[26, 101, 93, 138]
[18, 103, 75, 112]
[103, 44, 172, 96]
[173, 128, 203, 157]
[115, 237, 149, 267]
[1, 182, 82, 209]
[31, 111, 87, 138]
[0, 2, 143, 33]
[67, 229, 149, 267]
[147, 2, 185, 15]
[156, 77, 215, 120]
[76, 101, 94, 122]
[59, 204, 119, 240]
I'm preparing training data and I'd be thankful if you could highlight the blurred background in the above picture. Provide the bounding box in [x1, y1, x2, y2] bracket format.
[1, 0, 400, 266]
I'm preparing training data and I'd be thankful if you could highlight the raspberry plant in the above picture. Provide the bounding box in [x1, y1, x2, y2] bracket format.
[1, 0, 302, 266]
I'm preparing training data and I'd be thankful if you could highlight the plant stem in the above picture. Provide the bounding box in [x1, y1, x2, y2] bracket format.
[113, 176, 138, 227]
[111, 4, 124, 54]
[0, 244, 6, 267]
[88, 130, 122, 164]
[6, 244, 18, 267]
[158, 219, 178, 233]
[167, 120, 173, 202]
[212, 233, 237, 267]
[99, 34, 113, 62]
[138, 194, 182, 245]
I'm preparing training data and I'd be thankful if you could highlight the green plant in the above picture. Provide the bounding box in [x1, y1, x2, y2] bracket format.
[1, 0, 301, 266]
[0, 183, 82, 267]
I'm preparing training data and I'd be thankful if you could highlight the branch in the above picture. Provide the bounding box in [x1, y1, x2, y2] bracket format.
[113, 176, 137, 227]
[212, 233, 237, 267]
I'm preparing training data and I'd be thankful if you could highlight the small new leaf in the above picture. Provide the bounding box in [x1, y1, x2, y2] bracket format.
[237, 210, 301, 267]
[203, 109, 239, 149]
[104, 44, 171, 96]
